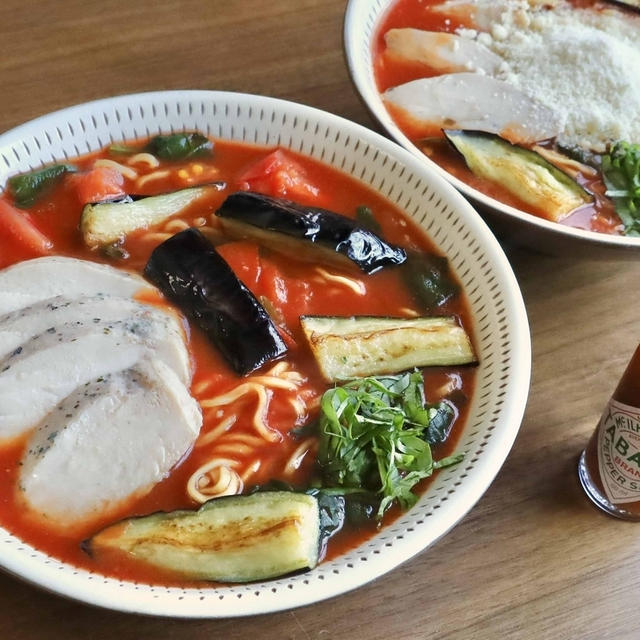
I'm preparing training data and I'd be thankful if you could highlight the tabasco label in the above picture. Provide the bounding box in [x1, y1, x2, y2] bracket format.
[598, 398, 640, 503]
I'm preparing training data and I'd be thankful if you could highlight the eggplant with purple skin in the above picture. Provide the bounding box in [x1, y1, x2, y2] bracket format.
[144, 228, 287, 375]
[215, 192, 406, 274]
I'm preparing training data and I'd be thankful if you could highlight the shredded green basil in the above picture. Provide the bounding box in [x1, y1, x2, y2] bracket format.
[602, 140, 640, 236]
[147, 132, 213, 160]
[317, 372, 463, 518]
[355, 205, 382, 234]
[108, 132, 213, 160]
[402, 251, 459, 311]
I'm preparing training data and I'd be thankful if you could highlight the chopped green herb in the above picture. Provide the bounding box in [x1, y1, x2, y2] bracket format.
[424, 401, 455, 444]
[402, 251, 459, 311]
[434, 453, 465, 469]
[147, 132, 213, 160]
[8, 164, 76, 208]
[108, 132, 213, 160]
[602, 140, 640, 236]
[317, 371, 463, 518]
[355, 205, 382, 234]
[310, 487, 379, 527]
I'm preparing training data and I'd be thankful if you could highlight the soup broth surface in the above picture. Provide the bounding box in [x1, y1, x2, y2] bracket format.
[0, 137, 476, 585]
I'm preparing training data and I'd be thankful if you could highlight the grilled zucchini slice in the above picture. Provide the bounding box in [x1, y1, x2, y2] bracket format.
[300, 315, 476, 382]
[444, 130, 593, 221]
[81, 184, 223, 248]
[87, 492, 320, 583]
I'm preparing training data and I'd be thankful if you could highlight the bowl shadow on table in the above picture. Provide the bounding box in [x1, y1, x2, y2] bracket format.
[512, 436, 600, 519]
[551, 452, 598, 514]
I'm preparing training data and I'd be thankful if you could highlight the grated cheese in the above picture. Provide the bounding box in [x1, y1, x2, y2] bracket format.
[457, 1, 640, 151]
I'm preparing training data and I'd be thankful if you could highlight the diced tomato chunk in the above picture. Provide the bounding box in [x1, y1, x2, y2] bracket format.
[68, 166, 125, 205]
[256, 259, 312, 335]
[216, 241, 262, 289]
[0, 199, 53, 256]
[214, 244, 313, 344]
[237, 150, 321, 204]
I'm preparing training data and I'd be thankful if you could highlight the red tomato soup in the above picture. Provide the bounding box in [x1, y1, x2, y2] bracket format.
[373, 0, 624, 235]
[0, 135, 476, 586]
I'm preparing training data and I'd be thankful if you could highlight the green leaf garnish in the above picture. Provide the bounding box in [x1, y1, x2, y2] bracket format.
[425, 401, 455, 444]
[355, 205, 382, 234]
[8, 163, 76, 208]
[402, 251, 459, 311]
[147, 132, 213, 160]
[602, 140, 640, 236]
[108, 132, 213, 160]
[317, 371, 463, 518]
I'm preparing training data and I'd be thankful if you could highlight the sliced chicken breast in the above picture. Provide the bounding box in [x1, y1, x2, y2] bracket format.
[0, 256, 147, 315]
[0, 294, 186, 362]
[18, 359, 202, 527]
[0, 315, 190, 440]
[383, 73, 563, 144]
[431, 1, 512, 31]
[384, 28, 504, 75]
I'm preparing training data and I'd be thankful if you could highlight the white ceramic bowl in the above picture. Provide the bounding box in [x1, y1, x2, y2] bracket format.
[344, 0, 640, 256]
[0, 91, 530, 617]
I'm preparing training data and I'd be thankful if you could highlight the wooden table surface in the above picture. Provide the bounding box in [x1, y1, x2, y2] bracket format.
[1, 1, 640, 638]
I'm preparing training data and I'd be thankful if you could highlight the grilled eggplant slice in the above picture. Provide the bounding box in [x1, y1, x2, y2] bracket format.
[86, 492, 320, 583]
[300, 315, 476, 381]
[144, 228, 287, 375]
[444, 130, 593, 222]
[216, 191, 406, 274]
[81, 184, 224, 248]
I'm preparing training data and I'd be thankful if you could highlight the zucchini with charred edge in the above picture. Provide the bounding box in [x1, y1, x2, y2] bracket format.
[444, 130, 593, 222]
[86, 492, 320, 583]
[300, 315, 476, 382]
[81, 184, 224, 249]
[144, 228, 287, 375]
[216, 191, 406, 274]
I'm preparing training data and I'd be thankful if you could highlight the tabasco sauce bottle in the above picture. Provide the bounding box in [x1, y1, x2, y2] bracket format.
[579, 344, 640, 519]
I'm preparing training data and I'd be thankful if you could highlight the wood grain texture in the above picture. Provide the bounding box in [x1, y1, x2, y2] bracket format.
[2, 1, 640, 638]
